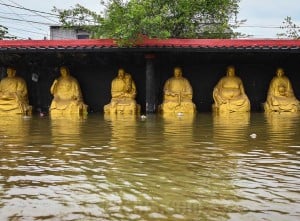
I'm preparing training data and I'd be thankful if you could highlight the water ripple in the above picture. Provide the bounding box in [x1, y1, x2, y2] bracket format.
[0, 114, 299, 220]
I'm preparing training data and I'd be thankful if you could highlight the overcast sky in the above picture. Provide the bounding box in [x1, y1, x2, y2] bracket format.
[0, 0, 299, 39]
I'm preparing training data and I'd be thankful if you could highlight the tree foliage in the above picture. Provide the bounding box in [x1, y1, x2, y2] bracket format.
[54, 0, 243, 44]
[53, 4, 102, 36]
[0, 25, 10, 40]
[277, 16, 300, 39]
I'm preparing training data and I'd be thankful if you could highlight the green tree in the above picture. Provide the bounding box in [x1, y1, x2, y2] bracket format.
[54, 0, 244, 44]
[0, 25, 16, 40]
[277, 16, 300, 39]
[0, 25, 9, 40]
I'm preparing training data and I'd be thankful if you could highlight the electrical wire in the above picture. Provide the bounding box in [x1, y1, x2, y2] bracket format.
[0, 0, 50, 38]
[0, 2, 97, 23]
[0, 1, 96, 39]
[0, 11, 57, 18]
[0, 15, 53, 25]
[0, 2, 58, 17]
[4, 24, 50, 36]
[6, 0, 57, 23]
[0, 2, 298, 39]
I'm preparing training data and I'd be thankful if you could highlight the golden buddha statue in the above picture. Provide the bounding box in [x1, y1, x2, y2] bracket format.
[49, 66, 88, 116]
[0, 67, 31, 115]
[264, 67, 300, 112]
[104, 68, 140, 114]
[159, 67, 196, 114]
[212, 65, 250, 113]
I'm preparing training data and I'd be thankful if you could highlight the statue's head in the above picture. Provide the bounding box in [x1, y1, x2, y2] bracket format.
[226, 65, 235, 77]
[7, 67, 16, 77]
[60, 66, 70, 77]
[118, 68, 125, 78]
[276, 68, 284, 77]
[174, 67, 182, 78]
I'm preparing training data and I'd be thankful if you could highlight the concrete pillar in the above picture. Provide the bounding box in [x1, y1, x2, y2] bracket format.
[145, 54, 157, 113]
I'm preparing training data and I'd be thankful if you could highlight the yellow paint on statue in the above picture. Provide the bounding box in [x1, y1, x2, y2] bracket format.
[264, 67, 300, 112]
[212, 65, 250, 113]
[159, 67, 196, 114]
[49, 66, 87, 117]
[104, 68, 140, 114]
[0, 67, 31, 115]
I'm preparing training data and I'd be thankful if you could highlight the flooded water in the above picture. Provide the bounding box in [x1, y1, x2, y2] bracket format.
[0, 112, 299, 221]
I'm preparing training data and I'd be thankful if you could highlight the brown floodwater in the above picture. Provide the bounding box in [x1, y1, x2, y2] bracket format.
[0, 112, 299, 221]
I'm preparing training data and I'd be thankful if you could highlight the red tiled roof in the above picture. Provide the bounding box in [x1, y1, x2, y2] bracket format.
[0, 39, 300, 51]
[0, 39, 115, 48]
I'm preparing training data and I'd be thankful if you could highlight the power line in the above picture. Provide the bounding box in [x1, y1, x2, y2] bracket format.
[238, 25, 281, 29]
[4, 24, 50, 36]
[0, 11, 57, 18]
[0, 15, 53, 25]
[3, 24, 85, 40]
[0, 1, 297, 29]
[0, 2, 58, 17]
[0, 2, 96, 23]
[239, 25, 300, 29]
[0, 1, 69, 39]
[0, 0, 48, 34]
[6, 0, 57, 23]
[0, 2, 297, 39]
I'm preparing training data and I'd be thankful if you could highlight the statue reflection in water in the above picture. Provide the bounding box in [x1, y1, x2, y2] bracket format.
[162, 113, 195, 149]
[0, 67, 32, 115]
[104, 114, 138, 149]
[161, 113, 240, 220]
[0, 115, 29, 145]
[49, 66, 88, 117]
[103, 113, 241, 220]
[50, 114, 86, 146]
[265, 112, 300, 147]
[213, 112, 250, 148]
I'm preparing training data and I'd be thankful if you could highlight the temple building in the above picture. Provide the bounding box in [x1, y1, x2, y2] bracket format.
[0, 38, 300, 113]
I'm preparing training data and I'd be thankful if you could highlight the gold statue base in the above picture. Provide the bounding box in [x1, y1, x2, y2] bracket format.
[212, 102, 250, 113]
[158, 102, 196, 114]
[104, 103, 141, 114]
[0, 102, 32, 116]
[50, 105, 88, 117]
[264, 102, 299, 113]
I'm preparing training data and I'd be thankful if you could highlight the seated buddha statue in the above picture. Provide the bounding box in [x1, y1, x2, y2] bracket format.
[264, 67, 300, 112]
[104, 68, 140, 114]
[212, 65, 250, 113]
[0, 67, 31, 115]
[159, 67, 196, 114]
[49, 66, 88, 116]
